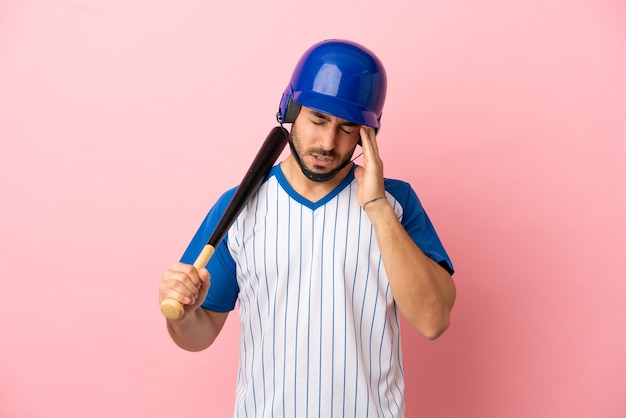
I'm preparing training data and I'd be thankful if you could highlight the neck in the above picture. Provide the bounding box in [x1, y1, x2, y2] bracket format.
[280, 156, 353, 202]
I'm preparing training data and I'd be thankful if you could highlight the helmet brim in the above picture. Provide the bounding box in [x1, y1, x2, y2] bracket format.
[292, 90, 381, 129]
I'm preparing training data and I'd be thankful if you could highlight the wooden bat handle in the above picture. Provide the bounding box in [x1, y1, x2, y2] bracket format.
[160, 245, 216, 320]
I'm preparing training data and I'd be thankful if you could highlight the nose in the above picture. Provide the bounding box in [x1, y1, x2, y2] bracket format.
[318, 126, 338, 151]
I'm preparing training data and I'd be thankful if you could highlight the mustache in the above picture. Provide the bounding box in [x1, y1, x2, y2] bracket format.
[289, 130, 338, 159]
[306, 148, 338, 158]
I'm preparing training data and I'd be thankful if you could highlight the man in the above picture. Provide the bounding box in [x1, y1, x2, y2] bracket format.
[159, 39, 456, 417]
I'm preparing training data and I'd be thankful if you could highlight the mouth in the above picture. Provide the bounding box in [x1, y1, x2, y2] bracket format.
[309, 153, 335, 169]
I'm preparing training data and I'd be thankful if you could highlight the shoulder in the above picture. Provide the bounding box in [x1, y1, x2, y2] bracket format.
[212, 165, 282, 210]
[212, 185, 237, 211]
[383, 177, 423, 211]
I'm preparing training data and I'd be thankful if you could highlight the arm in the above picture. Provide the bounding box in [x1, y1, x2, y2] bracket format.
[159, 262, 229, 351]
[355, 127, 456, 339]
[364, 201, 456, 339]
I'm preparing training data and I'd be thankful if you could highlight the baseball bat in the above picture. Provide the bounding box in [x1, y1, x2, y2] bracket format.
[160, 126, 289, 320]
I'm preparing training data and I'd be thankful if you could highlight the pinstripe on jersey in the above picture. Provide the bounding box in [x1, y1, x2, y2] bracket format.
[181, 165, 453, 418]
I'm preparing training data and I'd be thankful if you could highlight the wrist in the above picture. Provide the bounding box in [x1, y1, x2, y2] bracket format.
[362, 195, 387, 210]
[363, 197, 393, 217]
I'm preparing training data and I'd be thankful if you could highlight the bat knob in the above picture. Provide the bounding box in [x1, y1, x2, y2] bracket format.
[160, 298, 184, 320]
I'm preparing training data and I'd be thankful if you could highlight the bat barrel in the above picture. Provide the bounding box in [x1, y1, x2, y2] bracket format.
[207, 126, 288, 247]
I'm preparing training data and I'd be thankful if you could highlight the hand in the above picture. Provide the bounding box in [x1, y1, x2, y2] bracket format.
[354, 126, 387, 209]
[159, 262, 210, 320]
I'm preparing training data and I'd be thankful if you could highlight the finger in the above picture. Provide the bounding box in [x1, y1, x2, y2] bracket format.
[197, 267, 210, 286]
[159, 281, 193, 305]
[160, 270, 199, 304]
[359, 126, 384, 176]
[360, 127, 382, 170]
[353, 165, 364, 184]
[170, 262, 203, 287]
[192, 268, 211, 307]
[359, 126, 378, 155]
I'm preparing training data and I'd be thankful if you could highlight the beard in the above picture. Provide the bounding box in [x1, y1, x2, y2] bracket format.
[289, 125, 355, 175]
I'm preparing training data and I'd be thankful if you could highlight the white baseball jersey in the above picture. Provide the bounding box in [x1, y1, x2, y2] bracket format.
[181, 165, 453, 418]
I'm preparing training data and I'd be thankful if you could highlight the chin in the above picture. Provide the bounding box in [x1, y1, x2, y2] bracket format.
[310, 165, 332, 172]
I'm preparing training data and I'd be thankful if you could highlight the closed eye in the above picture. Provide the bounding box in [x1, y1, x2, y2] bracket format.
[340, 122, 360, 134]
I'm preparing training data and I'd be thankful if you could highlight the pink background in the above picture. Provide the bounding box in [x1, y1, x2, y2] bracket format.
[1, 0, 625, 417]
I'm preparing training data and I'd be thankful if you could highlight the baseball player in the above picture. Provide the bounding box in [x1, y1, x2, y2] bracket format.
[159, 39, 456, 418]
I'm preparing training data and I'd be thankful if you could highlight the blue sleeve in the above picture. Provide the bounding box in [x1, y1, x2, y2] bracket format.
[180, 187, 240, 312]
[385, 179, 455, 275]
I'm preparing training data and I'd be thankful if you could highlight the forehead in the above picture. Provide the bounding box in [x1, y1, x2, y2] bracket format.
[302, 106, 359, 126]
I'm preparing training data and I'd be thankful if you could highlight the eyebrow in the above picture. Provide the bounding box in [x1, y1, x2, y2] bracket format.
[311, 110, 359, 127]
